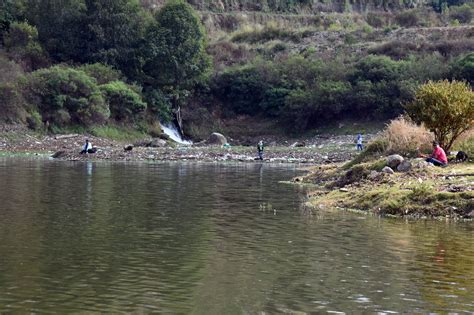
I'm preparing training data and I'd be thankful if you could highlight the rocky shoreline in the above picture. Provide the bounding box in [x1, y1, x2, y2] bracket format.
[0, 128, 371, 164]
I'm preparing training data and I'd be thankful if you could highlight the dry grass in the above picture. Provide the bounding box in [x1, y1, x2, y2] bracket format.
[383, 116, 434, 156]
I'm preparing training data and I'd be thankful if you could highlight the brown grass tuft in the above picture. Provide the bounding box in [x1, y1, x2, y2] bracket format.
[383, 116, 434, 156]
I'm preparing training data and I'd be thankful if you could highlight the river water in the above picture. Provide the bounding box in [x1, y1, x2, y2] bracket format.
[0, 159, 473, 314]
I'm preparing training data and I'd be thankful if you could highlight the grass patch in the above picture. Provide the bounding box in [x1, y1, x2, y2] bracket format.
[89, 126, 146, 142]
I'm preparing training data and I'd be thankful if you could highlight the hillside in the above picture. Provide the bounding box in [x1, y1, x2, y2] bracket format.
[0, 0, 472, 143]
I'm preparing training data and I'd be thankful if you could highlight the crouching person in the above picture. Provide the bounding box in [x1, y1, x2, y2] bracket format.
[425, 141, 448, 167]
[80, 139, 96, 154]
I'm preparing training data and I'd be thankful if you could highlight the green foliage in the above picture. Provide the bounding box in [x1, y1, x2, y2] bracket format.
[22, 66, 110, 127]
[394, 10, 420, 27]
[451, 53, 474, 86]
[100, 81, 146, 122]
[26, 0, 86, 62]
[406, 80, 474, 151]
[80, 0, 147, 78]
[141, 0, 211, 99]
[144, 88, 173, 122]
[3, 22, 48, 71]
[89, 125, 146, 141]
[0, 82, 25, 122]
[77, 63, 123, 85]
[449, 4, 473, 23]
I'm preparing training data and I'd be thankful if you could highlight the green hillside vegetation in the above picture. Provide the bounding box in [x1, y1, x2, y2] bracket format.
[0, 0, 473, 140]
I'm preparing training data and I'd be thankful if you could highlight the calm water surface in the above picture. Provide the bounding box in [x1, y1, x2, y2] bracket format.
[0, 159, 473, 314]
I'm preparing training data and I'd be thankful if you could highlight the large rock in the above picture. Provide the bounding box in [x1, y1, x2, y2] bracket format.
[382, 166, 395, 174]
[207, 132, 227, 145]
[387, 154, 404, 169]
[149, 138, 167, 147]
[397, 160, 412, 172]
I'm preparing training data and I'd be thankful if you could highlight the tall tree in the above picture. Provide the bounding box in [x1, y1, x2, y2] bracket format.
[81, 0, 147, 77]
[141, 0, 211, 133]
[26, 0, 85, 62]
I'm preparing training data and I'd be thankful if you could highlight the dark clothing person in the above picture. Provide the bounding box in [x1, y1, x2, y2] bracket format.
[356, 134, 363, 151]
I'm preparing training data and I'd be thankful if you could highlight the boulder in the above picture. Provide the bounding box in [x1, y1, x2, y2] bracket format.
[51, 150, 67, 159]
[397, 160, 412, 172]
[382, 166, 395, 174]
[133, 140, 152, 147]
[124, 145, 133, 151]
[387, 154, 404, 169]
[149, 138, 167, 147]
[207, 132, 227, 145]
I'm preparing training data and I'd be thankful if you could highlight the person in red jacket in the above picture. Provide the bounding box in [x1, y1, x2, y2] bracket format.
[425, 141, 448, 167]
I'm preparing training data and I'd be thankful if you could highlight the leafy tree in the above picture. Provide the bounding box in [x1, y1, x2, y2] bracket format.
[22, 66, 109, 127]
[100, 81, 146, 122]
[406, 80, 474, 151]
[141, 0, 211, 132]
[26, 0, 85, 62]
[3, 22, 49, 71]
[80, 0, 148, 78]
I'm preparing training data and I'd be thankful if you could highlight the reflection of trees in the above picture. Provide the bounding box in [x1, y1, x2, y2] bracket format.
[0, 160, 222, 312]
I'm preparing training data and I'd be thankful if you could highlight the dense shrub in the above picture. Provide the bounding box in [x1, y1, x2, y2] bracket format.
[100, 81, 147, 122]
[22, 66, 110, 127]
[0, 83, 26, 122]
[449, 4, 473, 23]
[394, 10, 420, 27]
[366, 12, 385, 28]
[451, 53, 474, 86]
[77, 63, 123, 85]
[3, 22, 48, 71]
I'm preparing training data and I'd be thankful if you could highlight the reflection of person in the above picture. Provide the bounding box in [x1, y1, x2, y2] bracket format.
[356, 133, 363, 151]
[80, 139, 92, 154]
[425, 141, 448, 167]
[257, 140, 264, 160]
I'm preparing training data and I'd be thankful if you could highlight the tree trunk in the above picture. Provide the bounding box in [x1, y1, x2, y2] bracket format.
[175, 105, 184, 137]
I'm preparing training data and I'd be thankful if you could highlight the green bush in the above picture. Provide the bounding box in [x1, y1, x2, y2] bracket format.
[77, 63, 123, 85]
[0, 82, 25, 122]
[3, 22, 48, 71]
[394, 10, 420, 27]
[100, 81, 146, 122]
[144, 88, 173, 122]
[366, 13, 385, 28]
[23, 66, 110, 127]
[451, 53, 474, 86]
[449, 4, 473, 23]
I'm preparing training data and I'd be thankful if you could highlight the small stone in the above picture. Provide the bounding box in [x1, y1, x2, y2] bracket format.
[397, 161, 412, 172]
[382, 166, 395, 174]
[387, 154, 404, 168]
[339, 188, 349, 192]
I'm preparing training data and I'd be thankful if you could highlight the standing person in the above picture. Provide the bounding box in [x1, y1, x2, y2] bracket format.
[257, 140, 264, 161]
[425, 141, 448, 167]
[80, 139, 92, 154]
[356, 133, 363, 151]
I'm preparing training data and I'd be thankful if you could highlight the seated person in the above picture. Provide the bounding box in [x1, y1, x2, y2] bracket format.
[80, 139, 94, 154]
[424, 141, 448, 167]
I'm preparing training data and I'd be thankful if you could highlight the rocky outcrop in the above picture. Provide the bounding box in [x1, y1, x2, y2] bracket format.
[207, 132, 228, 145]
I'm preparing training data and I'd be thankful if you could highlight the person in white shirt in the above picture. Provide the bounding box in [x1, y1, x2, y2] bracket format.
[80, 139, 92, 154]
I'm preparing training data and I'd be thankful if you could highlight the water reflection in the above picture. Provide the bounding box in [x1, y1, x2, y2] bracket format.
[0, 159, 472, 313]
